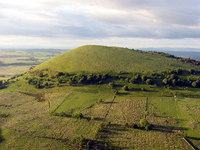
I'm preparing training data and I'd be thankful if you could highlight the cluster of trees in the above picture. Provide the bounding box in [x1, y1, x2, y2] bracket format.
[27, 78, 55, 89]
[0, 73, 25, 90]
[26, 68, 200, 89]
[125, 69, 200, 88]
[26, 72, 111, 89]
[56, 72, 111, 85]
[162, 74, 200, 87]
[125, 118, 152, 131]
[0, 80, 8, 89]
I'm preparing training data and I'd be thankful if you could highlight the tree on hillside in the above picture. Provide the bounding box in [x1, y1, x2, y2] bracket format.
[122, 85, 128, 91]
[140, 118, 151, 130]
[146, 79, 153, 85]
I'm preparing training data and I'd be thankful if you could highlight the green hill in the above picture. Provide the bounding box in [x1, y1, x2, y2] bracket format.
[0, 45, 200, 150]
[32, 45, 198, 73]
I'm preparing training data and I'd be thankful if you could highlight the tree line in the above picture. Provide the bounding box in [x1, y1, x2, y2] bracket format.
[26, 68, 200, 89]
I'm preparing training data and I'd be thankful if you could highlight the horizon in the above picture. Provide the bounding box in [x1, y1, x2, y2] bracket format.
[0, 46, 200, 52]
[0, 0, 200, 50]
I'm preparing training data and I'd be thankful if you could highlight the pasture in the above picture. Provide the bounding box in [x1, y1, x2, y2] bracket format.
[0, 79, 199, 149]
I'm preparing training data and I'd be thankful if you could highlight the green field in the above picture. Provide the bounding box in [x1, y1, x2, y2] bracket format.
[0, 78, 199, 149]
[0, 45, 200, 149]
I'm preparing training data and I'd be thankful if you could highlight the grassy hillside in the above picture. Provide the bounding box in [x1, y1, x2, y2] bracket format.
[33, 45, 198, 73]
[0, 45, 200, 149]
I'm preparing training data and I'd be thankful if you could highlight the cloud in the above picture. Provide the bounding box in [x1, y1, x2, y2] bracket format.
[0, 0, 200, 48]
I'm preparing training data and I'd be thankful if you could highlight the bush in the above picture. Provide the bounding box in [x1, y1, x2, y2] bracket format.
[97, 99, 103, 104]
[122, 85, 128, 91]
[72, 112, 84, 119]
[146, 79, 153, 85]
[108, 82, 114, 88]
[140, 118, 151, 130]
[141, 88, 146, 91]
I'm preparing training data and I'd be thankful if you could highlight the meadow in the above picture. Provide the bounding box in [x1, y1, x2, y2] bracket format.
[0, 77, 199, 149]
[34, 45, 199, 74]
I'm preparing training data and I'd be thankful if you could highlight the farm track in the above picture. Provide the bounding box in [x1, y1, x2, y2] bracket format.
[103, 95, 116, 121]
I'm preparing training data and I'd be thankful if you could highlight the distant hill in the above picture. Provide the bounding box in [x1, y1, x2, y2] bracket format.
[165, 51, 200, 61]
[142, 48, 200, 61]
[32, 45, 199, 73]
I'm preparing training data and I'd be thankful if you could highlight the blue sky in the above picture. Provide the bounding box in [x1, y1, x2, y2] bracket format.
[0, 0, 200, 49]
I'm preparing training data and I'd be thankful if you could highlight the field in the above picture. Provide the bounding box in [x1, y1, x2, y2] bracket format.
[0, 46, 200, 149]
[0, 49, 65, 80]
[0, 78, 199, 149]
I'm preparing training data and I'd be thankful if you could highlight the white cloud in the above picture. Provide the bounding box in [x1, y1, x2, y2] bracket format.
[0, 0, 199, 49]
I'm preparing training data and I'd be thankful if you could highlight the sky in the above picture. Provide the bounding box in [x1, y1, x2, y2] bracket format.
[0, 0, 200, 49]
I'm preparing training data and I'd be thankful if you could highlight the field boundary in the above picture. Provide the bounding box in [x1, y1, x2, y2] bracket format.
[103, 95, 116, 121]
[51, 92, 73, 114]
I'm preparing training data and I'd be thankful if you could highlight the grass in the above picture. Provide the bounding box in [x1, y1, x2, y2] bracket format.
[33, 45, 199, 73]
[0, 79, 200, 149]
[53, 85, 114, 114]
[149, 97, 200, 137]
[0, 45, 200, 149]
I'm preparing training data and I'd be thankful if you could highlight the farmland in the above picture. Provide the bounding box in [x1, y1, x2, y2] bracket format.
[0, 78, 200, 149]
[0, 49, 65, 80]
[0, 45, 200, 149]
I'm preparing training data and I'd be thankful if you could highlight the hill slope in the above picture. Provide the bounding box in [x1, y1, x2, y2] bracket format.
[33, 45, 198, 73]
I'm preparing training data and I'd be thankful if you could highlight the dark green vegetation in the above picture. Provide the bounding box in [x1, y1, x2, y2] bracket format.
[25, 68, 200, 89]
[0, 45, 200, 150]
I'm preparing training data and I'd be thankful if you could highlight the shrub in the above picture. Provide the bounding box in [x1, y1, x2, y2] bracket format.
[122, 85, 128, 91]
[72, 112, 84, 119]
[146, 79, 153, 85]
[108, 82, 114, 88]
[141, 88, 146, 91]
[140, 118, 151, 130]
[115, 90, 119, 95]
[97, 99, 103, 104]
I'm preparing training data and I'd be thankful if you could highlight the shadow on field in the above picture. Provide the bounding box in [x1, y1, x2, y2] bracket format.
[98, 123, 128, 138]
[117, 92, 129, 96]
[187, 136, 200, 141]
[54, 113, 104, 122]
[0, 128, 4, 143]
[151, 124, 188, 133]
[103, 101, 118, 104]
[34, 135, 119, 150]
[113, 84, 123, 88]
